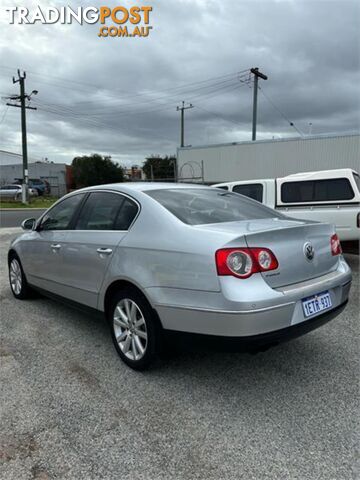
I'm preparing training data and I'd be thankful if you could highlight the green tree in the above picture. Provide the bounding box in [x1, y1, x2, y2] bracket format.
[143, 155, 176, 181]
[72, 154, 124, 188]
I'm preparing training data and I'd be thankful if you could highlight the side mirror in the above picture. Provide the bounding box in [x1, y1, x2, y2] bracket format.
[21, 218, 36, 231]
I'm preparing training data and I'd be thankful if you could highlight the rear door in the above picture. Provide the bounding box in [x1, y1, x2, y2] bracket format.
[60, 191, 139, 308]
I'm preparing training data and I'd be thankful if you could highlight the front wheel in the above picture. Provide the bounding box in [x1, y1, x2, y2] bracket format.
[8, 255, 33, 299]
[108, 288, 160, 370]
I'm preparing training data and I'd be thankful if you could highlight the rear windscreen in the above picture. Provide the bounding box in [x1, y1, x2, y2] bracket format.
[146, 188, 283, 225]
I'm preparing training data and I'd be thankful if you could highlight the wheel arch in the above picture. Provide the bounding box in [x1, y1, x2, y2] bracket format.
[102, 279, 163, 328]
[8, 248, 18, 264]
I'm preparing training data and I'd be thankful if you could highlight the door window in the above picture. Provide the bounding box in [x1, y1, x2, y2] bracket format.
[75, 192, 138, 230]
[114, 198, 139, 230]
[233, 183, 263, 202]
[40, 194, 85, 231]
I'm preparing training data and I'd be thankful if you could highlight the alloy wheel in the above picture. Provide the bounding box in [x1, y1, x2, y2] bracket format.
[10, 258, 22, 295]
[113, 298, 148, 361]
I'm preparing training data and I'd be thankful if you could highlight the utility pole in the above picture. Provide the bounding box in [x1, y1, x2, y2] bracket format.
[6, 70, 37, 204]
[176, 101, 193, 148]
[250, 68, 268, 141]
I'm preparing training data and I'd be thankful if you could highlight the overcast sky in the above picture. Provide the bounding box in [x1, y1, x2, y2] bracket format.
[0, 0, 359, 166]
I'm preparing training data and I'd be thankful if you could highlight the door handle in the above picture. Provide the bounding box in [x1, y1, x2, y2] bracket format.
[51, 244, 61, 250]
[97, 248, 113, 255]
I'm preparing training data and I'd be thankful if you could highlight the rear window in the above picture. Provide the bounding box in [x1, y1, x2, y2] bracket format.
[233, 183, 263, 202]
[281, 178, 354, 203]
[146, 188, 282, 225]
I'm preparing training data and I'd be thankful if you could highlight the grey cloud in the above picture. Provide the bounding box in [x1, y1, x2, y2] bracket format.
[0, 0, 359, 166]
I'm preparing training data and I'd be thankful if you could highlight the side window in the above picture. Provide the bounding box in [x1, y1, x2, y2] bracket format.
[40, 194, 85, 231]
[281, 178, 354, 203]
[216, 185, 229, 191]
[115, 197, 139, 230]
[76, 192, 125, 230]
[233, 183, 263, 202]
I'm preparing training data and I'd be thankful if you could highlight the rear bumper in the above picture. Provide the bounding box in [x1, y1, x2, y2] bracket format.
[152, 258, 352, 337]
[163, 300, 348, 351]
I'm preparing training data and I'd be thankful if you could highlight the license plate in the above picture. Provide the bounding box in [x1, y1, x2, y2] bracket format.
[302, 291, 332, 318]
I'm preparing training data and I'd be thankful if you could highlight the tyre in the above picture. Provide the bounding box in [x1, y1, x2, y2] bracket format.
[108, 287, 160, 370]
[8, 254, 34, 299]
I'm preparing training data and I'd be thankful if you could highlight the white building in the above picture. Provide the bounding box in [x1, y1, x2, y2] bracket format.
[0, 150, 69, 196]
[177, 132, 360, 184]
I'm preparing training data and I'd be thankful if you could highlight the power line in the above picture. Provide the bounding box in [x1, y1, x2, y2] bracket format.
[258, 85, 304, 137]
[32, 80, 247, 119]
[0, 65, 250, 105]
[193, 104, 244, 128]
[30, 73, 250, 116]
[0, 105, 9, 125]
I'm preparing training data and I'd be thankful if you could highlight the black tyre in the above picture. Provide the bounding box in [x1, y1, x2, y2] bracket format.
[8, 254, 34, 300]
[108, 287, 160, 370]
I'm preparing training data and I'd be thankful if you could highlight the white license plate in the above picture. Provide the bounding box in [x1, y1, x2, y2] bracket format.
[302, 291, 332, 318]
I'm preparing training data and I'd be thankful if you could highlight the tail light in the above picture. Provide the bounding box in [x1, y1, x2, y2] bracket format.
[330, 234, 342, 256]
[215, 248, 278, 279]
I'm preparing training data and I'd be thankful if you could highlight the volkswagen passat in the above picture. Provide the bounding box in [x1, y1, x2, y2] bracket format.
[8, 183, 352, 369]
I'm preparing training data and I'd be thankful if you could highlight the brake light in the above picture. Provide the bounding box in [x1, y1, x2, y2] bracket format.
[215, 248, 278, 279]
[330, 234, 342, 256]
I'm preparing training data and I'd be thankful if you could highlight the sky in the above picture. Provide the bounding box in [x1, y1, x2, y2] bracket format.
[0, 0, 359, 167]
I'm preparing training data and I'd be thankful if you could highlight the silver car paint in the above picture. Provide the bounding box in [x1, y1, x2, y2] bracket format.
[10, 183, 352, 337]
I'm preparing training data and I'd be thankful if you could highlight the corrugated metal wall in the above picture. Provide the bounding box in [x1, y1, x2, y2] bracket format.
[177, 133, 360, 183]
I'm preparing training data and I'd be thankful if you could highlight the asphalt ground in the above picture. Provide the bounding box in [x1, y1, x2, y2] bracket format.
[0, 209, 45, 229]
[0, 228, 359, 480]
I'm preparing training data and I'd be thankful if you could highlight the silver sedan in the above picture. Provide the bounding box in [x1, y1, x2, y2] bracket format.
[0, 184, 38, 200]
[8, 183, 352, 369]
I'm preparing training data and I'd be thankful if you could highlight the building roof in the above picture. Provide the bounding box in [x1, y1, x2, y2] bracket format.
[178, 131, 360, 151]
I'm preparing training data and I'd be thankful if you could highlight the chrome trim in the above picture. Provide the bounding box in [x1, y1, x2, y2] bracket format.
[35, 188, 141, 232]
[97, 247, 113, 255]
[154, 301, 295, 315]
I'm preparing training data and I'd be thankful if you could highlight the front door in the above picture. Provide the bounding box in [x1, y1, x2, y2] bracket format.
[24, 193, 86, 294]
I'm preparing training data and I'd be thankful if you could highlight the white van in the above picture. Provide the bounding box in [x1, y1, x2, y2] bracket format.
[213, 169, 360, 243]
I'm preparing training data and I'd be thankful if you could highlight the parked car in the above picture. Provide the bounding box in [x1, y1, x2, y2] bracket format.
[213, 169, 360, 243]
[14, 178, 48, 196]
[8, 183, 352, 369]
[0, 184, 38, 200]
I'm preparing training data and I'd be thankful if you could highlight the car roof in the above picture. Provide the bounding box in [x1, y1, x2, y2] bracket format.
[76, 182, 208, 194]
[280, 168, 358, 181]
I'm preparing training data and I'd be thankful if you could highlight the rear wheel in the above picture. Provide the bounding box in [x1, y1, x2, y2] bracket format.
[8, 255, 33, 299]
[108, 288, 160, 370]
